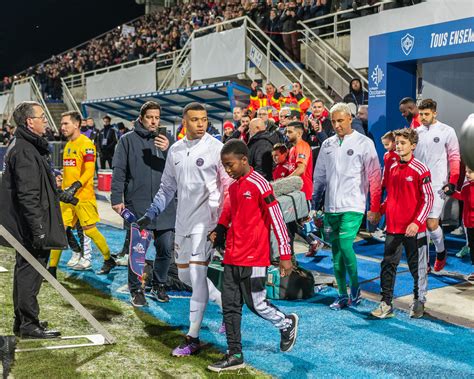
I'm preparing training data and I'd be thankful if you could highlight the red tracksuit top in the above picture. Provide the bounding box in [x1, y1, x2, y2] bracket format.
[452, 181, 474, 228]
[382, 150, 399, 188]
[381, 156, 434, 234]
[218, 168, 291, 266]
[272, 162, 291, 180]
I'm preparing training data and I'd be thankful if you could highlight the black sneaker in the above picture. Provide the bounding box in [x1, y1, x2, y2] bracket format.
[280, 313, 299, 352]
[0, 335, 16, 378]
[151, 284, 169, 303]
[97, 258, 117, 275]
[130, 291, 147, 307]
[207, 353, 245, 372]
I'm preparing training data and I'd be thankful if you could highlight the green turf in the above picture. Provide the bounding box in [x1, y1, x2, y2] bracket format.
[0, 247, 269, 378]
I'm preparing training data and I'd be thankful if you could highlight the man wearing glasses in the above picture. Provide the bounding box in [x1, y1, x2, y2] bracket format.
[0, 101, 66, 339]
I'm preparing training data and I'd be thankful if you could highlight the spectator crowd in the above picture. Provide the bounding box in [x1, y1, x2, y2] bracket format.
[1, 0, 423, 99]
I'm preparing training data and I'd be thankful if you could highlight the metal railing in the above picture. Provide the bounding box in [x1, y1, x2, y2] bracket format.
[29, 78, 58, 133]
[301, 0, 396, 47]
[245, 17, 333, 104]
[298, 21, 368, 99]
[63, 50, 180, 90]
[61, 78, 81, 114]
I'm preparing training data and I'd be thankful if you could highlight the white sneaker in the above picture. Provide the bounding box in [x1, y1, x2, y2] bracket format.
[116, 254, 129, 266]
[72, 257, 92, 271]
[67, 252, 82, 267]
[372, 229, 386, 242]
[451, 226, 465, 236]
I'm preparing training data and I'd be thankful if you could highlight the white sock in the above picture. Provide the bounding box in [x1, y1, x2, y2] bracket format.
[429, 226, 445, 253]
[83, 236, 92, 261]
[178, 267, 191, 287]
[207, 278, 222, 310]
[187, 264, 209, 338]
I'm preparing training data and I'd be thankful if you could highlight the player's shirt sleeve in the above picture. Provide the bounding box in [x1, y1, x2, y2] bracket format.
[413, 170, 434, 227]
[295, 141, 310, 168]
[257, 182, 291, 260]
[364, 141, 382, 213]
[217, 190, 232, 228]
[78, 140, 96, 187]
[446, 128, 461, 185]
[145, 149, 177, 219]
[312, 142, 327, 207]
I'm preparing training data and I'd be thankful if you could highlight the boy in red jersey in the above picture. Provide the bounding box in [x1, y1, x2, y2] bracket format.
[371, 128, 434, 319]
[272, 143, 291, 180]
[207, 140, 298, 373]
[381, 131, 399, 188]
[443, 167, 474, 281]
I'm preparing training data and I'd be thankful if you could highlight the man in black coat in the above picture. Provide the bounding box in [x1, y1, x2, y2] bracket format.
[0, 101, 67, 339]
[97, 115, 117, 169]
[111, 101, 176, 307]
[247, 118, 279, 181]
[343, 78, 368, 111]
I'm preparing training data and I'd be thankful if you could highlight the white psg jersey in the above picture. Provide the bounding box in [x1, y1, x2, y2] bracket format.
[146, 133, 231, 235]
[414, 121, 460, 188]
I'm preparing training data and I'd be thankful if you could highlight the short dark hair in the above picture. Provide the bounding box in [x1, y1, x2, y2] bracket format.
[393, 128, 418, 145]
[183, 102, 206, 117]
[221, 139, 249, 158]
[241, 110, 252, 119]
[272, 143, 288, 154]
[140, 101, 161, 118]
[287, 121, 304, 131]
[12, 101, 42, 126]
[399, 97, 415, 106]
[418, 98, 437, 112]
[61, 111, 82, 125]
[102, 115, 112, 121]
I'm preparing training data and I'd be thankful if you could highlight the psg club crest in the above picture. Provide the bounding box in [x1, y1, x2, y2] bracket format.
[196, 158, 204, 167]
[401, 33, 415, 56]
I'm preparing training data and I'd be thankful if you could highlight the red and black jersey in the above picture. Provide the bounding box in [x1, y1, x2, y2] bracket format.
[218, 168, 291, 267]
[452, 181, 474, 228]
[382, 150, 399, 188]
[381, 156, 434, 234]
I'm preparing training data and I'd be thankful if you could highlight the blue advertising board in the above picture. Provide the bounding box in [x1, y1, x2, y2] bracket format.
[368, 17, 474, 157]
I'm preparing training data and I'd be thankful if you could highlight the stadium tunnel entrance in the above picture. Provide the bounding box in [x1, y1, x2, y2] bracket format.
[82, 81, 250, 136]
[368, 16, 474, 158]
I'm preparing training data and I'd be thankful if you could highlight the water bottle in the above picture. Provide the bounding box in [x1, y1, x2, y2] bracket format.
[120, 208, 137, 224]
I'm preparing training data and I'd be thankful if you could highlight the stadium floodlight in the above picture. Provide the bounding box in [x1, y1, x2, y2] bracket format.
[0, 225, 116, 351]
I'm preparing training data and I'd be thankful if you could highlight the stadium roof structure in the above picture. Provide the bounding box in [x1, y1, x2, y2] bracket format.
[82, 81, 250, 125]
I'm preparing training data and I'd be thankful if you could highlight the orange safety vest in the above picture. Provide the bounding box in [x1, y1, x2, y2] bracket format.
[177, 126, 186, 140]
[283, 93, 311, 119]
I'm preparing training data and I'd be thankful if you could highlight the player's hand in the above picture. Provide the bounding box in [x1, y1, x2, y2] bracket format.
[405, 222, 419, 237]
[136, 215, 152, 230]
[112, 203, 125, 215]
[442, 183, 455, 196]
[279, 259, 293, 277]
[251, 80, 258, 90]
[208, 231, 217, 243]
[367, 211, 381, 225]
[55, 174, 63, 188]
[64, 181, 82, 197]
[154, 135, 169, 151]
[210, 224, 226, 249]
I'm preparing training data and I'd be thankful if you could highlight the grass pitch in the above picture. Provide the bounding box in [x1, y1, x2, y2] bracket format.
[0, 247, 268, 378]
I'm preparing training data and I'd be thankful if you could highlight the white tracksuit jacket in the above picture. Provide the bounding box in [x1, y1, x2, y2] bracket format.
[313, 130, 382, 214]
[146, 133, 231, 236]
[414, 121, 460, 189]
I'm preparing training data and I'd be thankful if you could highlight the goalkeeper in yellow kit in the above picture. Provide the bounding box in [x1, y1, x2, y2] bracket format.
[49, 111, 116, 277]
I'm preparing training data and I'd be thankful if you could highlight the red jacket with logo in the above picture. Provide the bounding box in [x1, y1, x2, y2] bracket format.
[452, 181, 474, 228]
[381, 156, 434, 234]
[218, 168, 291, 266]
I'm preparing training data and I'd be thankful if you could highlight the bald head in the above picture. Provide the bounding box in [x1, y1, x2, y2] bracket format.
[249, 118, 266, 137]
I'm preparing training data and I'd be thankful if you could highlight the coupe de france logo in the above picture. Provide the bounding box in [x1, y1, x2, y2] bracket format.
[401, 33, 415, 56]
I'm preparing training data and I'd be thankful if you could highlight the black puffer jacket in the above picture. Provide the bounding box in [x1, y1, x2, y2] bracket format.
[0, 126, 67, 252]
[248, 130, 280, 181]
[111, 121, 176, 230]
